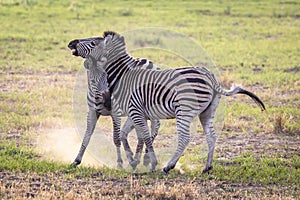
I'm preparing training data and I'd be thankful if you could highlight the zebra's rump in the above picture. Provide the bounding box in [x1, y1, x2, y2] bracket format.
[111, 67, 215, 119]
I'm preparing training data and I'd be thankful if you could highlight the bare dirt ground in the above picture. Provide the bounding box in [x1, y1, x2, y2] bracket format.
[216, 131, 300, 160]
[0, 170, 297, 199]
[1, 126, 299, 199]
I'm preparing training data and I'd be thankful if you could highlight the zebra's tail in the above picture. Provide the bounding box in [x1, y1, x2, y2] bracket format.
[220, 84, 266, 111]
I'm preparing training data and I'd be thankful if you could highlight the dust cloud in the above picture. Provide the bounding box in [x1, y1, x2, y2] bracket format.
[35, 125, 209, 172]
[36, 127, 101, 167]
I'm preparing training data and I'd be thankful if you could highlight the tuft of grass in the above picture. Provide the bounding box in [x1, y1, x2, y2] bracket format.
[272, 112, 299, 136]
[118, 7, 133, 17]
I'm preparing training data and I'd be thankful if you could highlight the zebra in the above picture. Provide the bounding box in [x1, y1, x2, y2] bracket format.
[83, 31, 266, 174]
[68, 36, 160, 168]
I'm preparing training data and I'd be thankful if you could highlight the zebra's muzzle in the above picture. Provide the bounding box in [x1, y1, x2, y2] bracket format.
[68, 39, 79, 56]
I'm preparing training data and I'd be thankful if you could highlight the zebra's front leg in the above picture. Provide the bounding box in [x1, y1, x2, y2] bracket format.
[143, 119, 160, 166]
[112, 115, 123, 168]
[120, 118, 135, 164]
[72, 109, 100, 166]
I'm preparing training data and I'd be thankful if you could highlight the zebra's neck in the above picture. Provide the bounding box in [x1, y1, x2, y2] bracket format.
[106, 52, 137, 93]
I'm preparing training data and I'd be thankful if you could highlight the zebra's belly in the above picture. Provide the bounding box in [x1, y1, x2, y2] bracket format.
[111, 97, 174, 119]
[145, 104, 176, 120]
[112, 94, 212, 120]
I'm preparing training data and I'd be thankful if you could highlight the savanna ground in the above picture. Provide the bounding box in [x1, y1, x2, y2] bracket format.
[0, 0, 299, 199]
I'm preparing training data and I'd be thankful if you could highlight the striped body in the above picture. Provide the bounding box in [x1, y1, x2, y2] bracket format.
[111, 66, 214, 120]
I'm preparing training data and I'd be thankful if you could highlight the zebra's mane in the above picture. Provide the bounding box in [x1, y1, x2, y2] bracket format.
[103, 31, 119, 38]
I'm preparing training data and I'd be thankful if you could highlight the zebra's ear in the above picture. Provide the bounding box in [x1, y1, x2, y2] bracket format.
[104, 35, 112, 46]
[119, 35, 125, 42]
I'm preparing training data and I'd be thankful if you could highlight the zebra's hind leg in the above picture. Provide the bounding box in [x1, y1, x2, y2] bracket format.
[163, 114, 192, 174]
[131, 135, 144, 170]
[132, 120, 158, 172]
[199, 94, 221, 174]
[143, 119, 160, 166]
[120, 118, 135, 164]
[72, 109, 100, 167]
[120, 117, 146, 170]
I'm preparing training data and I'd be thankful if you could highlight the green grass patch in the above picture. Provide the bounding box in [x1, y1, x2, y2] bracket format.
[1, 141, 299, 188]
[0, 141, 128, 179]
[181, 152, 300, 187]
[213, 152, 300, 186]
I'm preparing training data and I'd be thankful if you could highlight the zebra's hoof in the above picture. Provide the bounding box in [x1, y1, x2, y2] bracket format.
[202, 166, 213, 174]
[130, 160, 139, 170]
[70, 160, 81, 167]
[150, 167, 156, 173]
[162, 168, 169, 175]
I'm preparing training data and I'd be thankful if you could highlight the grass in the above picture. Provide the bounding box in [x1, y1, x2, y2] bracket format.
[0, 0, 299, 199]
[214, 152, 300, 186]
[0, 141, 299, 198]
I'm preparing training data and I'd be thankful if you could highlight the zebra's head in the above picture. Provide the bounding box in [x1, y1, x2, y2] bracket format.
[68, 37, 103, 58]
[68, 31, 125, 60]
[84, 55, 111, 112]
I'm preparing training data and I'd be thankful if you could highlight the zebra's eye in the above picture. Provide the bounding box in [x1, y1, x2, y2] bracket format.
[91, 41, 96, 46]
